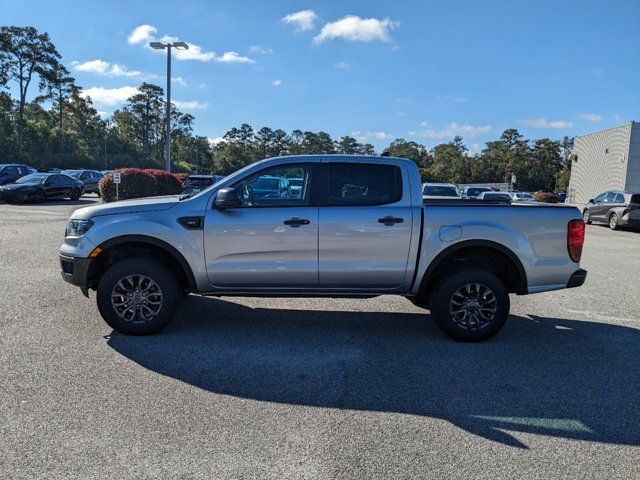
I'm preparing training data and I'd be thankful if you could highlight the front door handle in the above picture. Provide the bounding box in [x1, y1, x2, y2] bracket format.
[284, 217, 310, 227]
[378, 215, 404, 226]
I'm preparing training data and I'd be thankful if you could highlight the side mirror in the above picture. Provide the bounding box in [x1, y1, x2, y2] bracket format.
[215, 187, 240, 209]
[588, 198, 594, 204]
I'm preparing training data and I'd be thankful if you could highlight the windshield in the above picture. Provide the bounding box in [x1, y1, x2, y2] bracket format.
[424, 185, 458, 196]
[467, 187, 491, 196]
[288, 178, 303, 187]
[64, 170, 82, 178]
[185, 177, 213, 187]
[253, 177, 280, 189]
[16, 174, 46, 184]
[483, 193, 511, 201]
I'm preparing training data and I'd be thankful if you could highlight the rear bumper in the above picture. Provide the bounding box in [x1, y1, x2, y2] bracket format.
[566, 268, 587, 289]
[59, 253, 93, 288]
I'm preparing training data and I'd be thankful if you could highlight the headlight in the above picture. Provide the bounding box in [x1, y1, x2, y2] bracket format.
[66, 219, 93, 237]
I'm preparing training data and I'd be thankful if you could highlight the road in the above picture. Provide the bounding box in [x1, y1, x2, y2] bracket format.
[1, 198, 639, 479]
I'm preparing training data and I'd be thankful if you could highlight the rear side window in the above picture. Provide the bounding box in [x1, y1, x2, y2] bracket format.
[615, 194, 625, 203]
[604, 192, 616, 203]
[326, 163, 402, 206]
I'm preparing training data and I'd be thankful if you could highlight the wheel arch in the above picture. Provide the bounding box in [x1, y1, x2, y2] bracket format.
[415, 239, 528, 301]
[88, 234, 197, 292]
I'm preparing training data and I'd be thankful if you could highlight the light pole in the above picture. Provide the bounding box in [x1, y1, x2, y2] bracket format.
[104, 119, 111, 170]
[150, 40, 189, 172]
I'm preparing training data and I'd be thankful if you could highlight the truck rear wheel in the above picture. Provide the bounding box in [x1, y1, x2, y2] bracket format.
[96, 257, 181, 335]
[429, 269, 509, 342]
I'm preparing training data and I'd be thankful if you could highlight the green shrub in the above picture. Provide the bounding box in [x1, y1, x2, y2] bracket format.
[143, 169, 182, 195]
[533, 192, 560, 203]
[99, 168, 158, 202]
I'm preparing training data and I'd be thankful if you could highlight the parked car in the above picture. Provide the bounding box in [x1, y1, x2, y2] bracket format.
[59, 154, 587, 342]
[477, 191, 512, 203]
[63, 169, 104, 195]
[1, 173, 83, 202]
[181, 175, 224, 195]
[288, 177, 304, 198]
[0, 164, 30, 185]
[556, 192, 567, 202]
[422, 182, 459, 200]
[582, 190, 640, 230]
[250, 175, 291, 199]
[509, 191, 536, 202]
[461, 186, 492, 199]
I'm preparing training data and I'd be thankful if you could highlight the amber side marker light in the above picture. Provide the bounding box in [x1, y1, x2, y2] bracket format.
[567, 219, 585, 262]
[89, 247, 102, 258]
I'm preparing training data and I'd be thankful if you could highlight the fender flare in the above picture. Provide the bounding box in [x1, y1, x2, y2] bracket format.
[96, 234, 198, 291]
[419, 239, 528, 295]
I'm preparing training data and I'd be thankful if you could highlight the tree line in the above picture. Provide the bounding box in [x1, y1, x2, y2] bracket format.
[0, 25, 572, 192]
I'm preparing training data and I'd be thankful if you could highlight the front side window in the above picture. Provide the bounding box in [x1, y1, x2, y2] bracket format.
[326, 163, 402, 206]
[604, 192, 616, 203]
[594, 193, 607, 203]
[233, 164, 314, 207]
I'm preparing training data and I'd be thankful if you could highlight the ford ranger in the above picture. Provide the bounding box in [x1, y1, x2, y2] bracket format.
[59, 155, 587, 341]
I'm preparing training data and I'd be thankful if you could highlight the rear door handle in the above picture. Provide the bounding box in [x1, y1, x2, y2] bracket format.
[284, 217, 310, 227]
[378, 215, 404, 226]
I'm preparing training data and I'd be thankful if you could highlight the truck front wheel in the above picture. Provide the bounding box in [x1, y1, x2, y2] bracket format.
[429, 269, 509, 342]
[96, 257, 181, 335]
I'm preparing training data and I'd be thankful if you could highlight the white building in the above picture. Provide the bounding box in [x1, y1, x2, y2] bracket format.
[567, 121, 640, 204]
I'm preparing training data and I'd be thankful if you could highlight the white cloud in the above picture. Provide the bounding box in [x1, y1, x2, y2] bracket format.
[591, 67, 604, 76]
[470, 142, 482, 154]
[578, 113, 602, 122]
[129, 24, 251, 64]
[173, 100, 208, 110]
[272, 79, 282, 86]
[128, 24, 157, 45]
[250, 45, 273, 54]
[80, 86, 138, 107]
[314, 15, 398, 44]
[214, 51, 255, 64]
[208, 136, 225, 146]
[410, 122, 492, 139]
[282, 10, 318, 32]
[518, 118, 573, 129]
[334, 61, 350, 69]
[71, 60, 143, 78]
[352, 130, 393, 142]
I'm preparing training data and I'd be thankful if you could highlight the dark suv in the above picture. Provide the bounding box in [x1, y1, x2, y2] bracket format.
[583, 190, 640, 230]
[63, 170, 104, 195]
[0, 164, 30, 185]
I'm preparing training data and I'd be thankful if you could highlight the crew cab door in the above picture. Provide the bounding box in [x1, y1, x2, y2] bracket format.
[318, 161, 413, 289]
[204, 162, 319, 288]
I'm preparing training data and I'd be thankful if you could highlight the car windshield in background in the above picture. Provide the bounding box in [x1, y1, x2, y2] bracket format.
[15, 174, 46, 184]
[424, 185, 458, 196]
[467, 188, 490, 196]
[63, 170, 82, 178]
[254, 177, 280, 189]
[185, 178, 213, 188]
[288, 178, 303, 187]
[482, 193, 511, 201]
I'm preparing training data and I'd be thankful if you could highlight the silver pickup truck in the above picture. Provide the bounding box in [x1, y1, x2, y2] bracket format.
[59, 155, 587, 341]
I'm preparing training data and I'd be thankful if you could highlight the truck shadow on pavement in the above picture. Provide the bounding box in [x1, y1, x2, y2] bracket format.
[107, 296, 640, 449]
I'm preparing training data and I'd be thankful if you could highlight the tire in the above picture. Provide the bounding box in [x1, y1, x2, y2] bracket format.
[609, 213, 618, 230]
[582, 209, 591, 224]
[429, 269, 510, 342]
[96, 257, 181, 335]
[69, 189, 81, 201]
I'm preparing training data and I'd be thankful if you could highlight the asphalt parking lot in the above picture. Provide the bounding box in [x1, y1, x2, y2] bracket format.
[1, 198, 639, 479]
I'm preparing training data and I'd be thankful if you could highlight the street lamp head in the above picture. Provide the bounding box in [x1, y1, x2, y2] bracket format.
[173, 41, 189, 50]
[149, 42, 166, 50]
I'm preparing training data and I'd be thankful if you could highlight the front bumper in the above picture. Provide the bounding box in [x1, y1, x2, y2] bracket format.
[566, 268, 587, 289]
[59, 253, 93, 288]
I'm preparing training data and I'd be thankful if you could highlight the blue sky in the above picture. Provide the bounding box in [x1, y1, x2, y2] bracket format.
[3, 0, 639, 151]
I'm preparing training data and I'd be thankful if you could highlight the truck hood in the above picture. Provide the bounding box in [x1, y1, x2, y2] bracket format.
[71, 195, 180, 220]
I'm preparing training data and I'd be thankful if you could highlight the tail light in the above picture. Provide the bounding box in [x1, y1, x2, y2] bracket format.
[567, 219, 585, 262]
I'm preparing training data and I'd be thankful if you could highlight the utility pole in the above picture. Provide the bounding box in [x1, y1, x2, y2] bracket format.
[150, 40, 189, 172]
